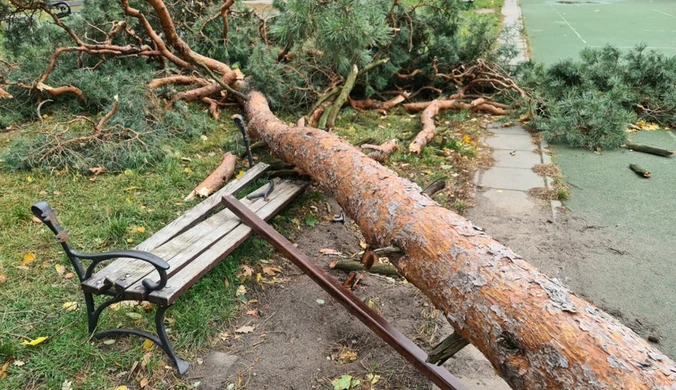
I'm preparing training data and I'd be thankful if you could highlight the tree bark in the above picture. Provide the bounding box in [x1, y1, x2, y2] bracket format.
[626, 143, 674, 157]
[404, 99, 507, 115]
[349, 93, 409, 111]
[326, 64, 359, 130]
[409, 99, 441, 154]
[629, 163, 651, 178]
[361, 139, 399, 162]
[184, 152, 237, 201]
[331, 260, 400, 276]
[238, 85, 676, 390]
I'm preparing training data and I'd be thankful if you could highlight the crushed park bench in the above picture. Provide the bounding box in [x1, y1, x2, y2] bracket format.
[32, 163, 307, 375]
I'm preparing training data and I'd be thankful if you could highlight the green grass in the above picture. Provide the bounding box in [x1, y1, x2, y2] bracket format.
[0, 110, 286, 389]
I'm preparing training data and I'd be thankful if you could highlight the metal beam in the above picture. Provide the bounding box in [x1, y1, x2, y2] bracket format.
[221, 195, 469, 390]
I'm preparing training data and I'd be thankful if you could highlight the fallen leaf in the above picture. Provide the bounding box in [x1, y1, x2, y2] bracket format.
[126, 238, 134, 244]
[246, 309, 258, 316]
[359, 241, 368, 249]
[12, 360, 25, 367]
[0, 274, 6, 284]
[235, 285, 247, 297]
[142, 339, 154, 351]
[332, 375, 360, 390]
[367, 373, 380, 384]
[26, 176, 33, 183]
[262, 265, 281, 276]
[103, 339, 116, 345]
[139, 377, 149, 388]
[62, 302, 79, 311]
[319, 248, 342, 256]
[126, 312, 142, 320]
[64, 272, 75, 279]
[184, 167, 192, 174]
[115, 386, 128, 390]
[21, 252, 36, 266]
[89, 166, 107, 175]
[235, 325, 254, 334]
[240, 264, 254, 277]
[342, 272, 357, 290]
[316, 299, 325, 305]
[55, 264, 66, 276]
[328, 260, 339, 269]
[129, 226, 146, 234]
[0, 358, 11, 379]
[22, 336, 48, 346]
[338, 349, 358, 363]
[361, 250, 378, 270]
[61, 379, 72, 390]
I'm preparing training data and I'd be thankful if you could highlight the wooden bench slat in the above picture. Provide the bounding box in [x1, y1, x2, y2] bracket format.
[81, 163, 269, 293]
[144, 181, 308, 305]
[108, 179, 295, 291]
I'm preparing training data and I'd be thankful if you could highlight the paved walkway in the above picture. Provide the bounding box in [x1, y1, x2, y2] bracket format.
[475, 123, 558, 217]
[474, 0, 555, 218]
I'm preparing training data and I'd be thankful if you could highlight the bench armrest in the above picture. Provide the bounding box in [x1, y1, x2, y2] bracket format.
[74, 249, 170, 292]
[32, 201, 169, 292]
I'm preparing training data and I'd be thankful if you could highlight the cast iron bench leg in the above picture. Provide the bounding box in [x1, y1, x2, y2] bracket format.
[84, 292, 190, 375]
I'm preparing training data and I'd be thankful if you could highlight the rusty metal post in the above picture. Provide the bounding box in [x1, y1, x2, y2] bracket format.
[222, 195, 469, 390]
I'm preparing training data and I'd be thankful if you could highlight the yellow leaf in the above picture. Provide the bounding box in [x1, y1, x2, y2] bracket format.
[262, 265, 282, 276]
[256, 273, 262, 283]
[338, 349, 358, 363]
[129, 226, 145, 234]
[115, 386, 129, 390]
[142, 339, 154, 351]
[55, 264, 66, 276]
[184, 167, 192, 174]
[22, 336, 48, 346]
[126, 238, 134, 244]
[22, 252, 36, 266]
[26, 176, 33, 183]
[62, 302, 79, 311]
[359, 241, 368, 249]
[236, 170, 245, 178]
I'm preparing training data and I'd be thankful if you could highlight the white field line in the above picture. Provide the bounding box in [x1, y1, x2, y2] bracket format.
[653, 9, 676, 19]
[548, 3, 588, 44]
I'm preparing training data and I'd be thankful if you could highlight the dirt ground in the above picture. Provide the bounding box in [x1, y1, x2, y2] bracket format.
[187, 195, 510, 390]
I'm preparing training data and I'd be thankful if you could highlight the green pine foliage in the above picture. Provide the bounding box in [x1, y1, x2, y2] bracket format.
[0, 0, 504, 171]
[518, 45, 676, 150]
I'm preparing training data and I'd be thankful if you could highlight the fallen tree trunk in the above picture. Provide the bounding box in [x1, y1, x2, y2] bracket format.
[184, 152, 237, 201]
[409, 99, 441, 154]
[239, 85, 676, 389]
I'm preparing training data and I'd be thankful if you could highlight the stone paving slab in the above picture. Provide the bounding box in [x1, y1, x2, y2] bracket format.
[480, 167, 544, 191]
[487, 125, 531, 135]
[485, 133, 537, 152]
[493, 149, 542, 169]
[479, 189, 538, 215]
